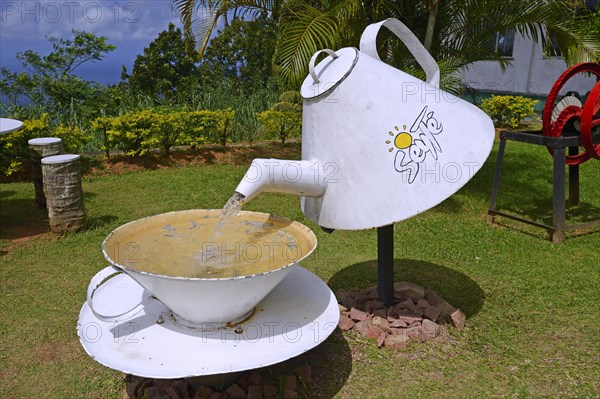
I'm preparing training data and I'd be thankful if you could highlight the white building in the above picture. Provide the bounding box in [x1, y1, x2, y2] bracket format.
[462, 34, 596, 99]
[462, 1, 598, 103]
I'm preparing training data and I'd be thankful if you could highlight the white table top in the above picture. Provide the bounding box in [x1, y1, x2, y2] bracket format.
[0, 118, 24, 135]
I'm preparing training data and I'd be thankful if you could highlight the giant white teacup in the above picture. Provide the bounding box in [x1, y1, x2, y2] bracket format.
[87, 209, 317, 326]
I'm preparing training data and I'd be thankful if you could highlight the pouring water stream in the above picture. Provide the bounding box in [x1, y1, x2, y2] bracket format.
[196, 191, 246, 268]
[212, 191, 246, 238]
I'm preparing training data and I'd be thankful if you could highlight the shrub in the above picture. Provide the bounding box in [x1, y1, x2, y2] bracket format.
[199, 109, 235, 148]
[0, 114, 51, 175]
[90, 116, 114, 160]
[52, 124, 90, 153]
[151, 111, 206, 155]
[106, 110, 155, 156]
[256, 91, 302, 143]
[278, 91, 302, 105]
[480, 95, 538, 129]
[0, 113, 90, 176]
[179, 111, 207, 149]
[149, 112, 182, 156]
[256, 110, 302, 144]
[92, 109, 228, 157]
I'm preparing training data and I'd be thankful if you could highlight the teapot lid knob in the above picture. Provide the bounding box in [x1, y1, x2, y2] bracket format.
[300, 47, 358, 100]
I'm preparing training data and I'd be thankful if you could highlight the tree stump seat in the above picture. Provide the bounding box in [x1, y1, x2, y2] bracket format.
[41, 154, 87, 233]
[28, 137, 64, 208]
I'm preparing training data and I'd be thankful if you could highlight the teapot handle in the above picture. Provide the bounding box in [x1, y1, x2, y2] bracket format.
[309, 49, 339, 84]
[360, 18, 440, 88]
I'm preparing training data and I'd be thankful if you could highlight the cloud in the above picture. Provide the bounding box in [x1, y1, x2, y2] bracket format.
[0, 1, 222, 85]
[0, 0, 182, 41]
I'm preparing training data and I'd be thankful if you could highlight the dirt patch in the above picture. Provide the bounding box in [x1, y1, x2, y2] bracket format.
[2, 223, 50, 243]
[1, 227, 54, 257]
[0, 208, 53, 256]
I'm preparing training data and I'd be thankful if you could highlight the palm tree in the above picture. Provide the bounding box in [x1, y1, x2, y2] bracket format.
[172, 0, 284, 59]
[174, 0, 600, 92]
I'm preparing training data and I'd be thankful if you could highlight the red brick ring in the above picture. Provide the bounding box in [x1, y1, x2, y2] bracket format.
[542, 62, 600, 165]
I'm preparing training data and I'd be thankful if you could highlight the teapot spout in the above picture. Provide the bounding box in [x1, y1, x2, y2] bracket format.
[235, 158, 327, 202]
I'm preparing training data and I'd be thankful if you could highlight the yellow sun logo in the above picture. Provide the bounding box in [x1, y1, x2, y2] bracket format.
[386, 125, 412, 152]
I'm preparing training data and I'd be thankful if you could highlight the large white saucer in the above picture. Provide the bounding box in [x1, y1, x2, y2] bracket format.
[77, 266, 339, 379]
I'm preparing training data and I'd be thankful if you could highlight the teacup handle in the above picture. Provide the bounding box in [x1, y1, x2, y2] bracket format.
[309, 49, 340, 84]
[359, 18, 440, 88]
[87, 266, 150, 322]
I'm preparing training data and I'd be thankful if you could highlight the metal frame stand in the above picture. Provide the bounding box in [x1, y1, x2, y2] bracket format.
[377, 224, 395, 306]
[487, 130, 599, 243]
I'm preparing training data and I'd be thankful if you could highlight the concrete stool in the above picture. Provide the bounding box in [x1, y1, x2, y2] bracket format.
[28, 137, 64, 208]
[41, 154, 87, 233]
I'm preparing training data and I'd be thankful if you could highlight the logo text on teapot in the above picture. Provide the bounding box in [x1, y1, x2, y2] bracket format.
[385, 106, 443, 184]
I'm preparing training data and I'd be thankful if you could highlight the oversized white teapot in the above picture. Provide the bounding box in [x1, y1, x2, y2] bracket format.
[236, 18, 494, 230]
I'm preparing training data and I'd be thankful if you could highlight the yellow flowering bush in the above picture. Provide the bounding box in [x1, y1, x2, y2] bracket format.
[91, 109, 234, 157]
[0, 113, 90, 176]
[480, 95, 539, 129]
[256, 91, 302, 144]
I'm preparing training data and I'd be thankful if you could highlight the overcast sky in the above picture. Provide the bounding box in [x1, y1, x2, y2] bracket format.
[0, 1, 189, 84]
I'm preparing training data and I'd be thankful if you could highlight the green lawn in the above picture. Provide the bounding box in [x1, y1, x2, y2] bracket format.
[1, 141, 599, 398]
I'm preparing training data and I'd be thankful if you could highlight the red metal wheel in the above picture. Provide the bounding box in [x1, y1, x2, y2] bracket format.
[542, 63, 600, 164]
[580, 80, 600, 160]
[543, 63, 600, 136]
[550, 105, 591, 165]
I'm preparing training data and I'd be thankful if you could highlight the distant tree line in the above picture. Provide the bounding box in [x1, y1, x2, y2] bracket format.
[3, 1, 599, 176]
[0, 16, 301, 175]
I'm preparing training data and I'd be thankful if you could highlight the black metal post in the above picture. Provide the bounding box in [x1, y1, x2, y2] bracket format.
[377, 224, 394, 307]
[568, 146, 580, 206]
[553, 145, 566, 243]
[487, 136, 507, 223]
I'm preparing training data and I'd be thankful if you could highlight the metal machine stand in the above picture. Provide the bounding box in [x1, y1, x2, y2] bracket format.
[487, 130, 599, 243]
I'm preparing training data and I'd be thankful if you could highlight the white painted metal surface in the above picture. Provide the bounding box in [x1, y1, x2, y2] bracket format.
[0, 118, 23, 135]
[87, 263, 297, 326]
[301, 48, 358, 100]
[77, 266, 339, 379]
[235, 159, 328, 202]
[359, 19, 440, 87]
[236, 18, 495, 230]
